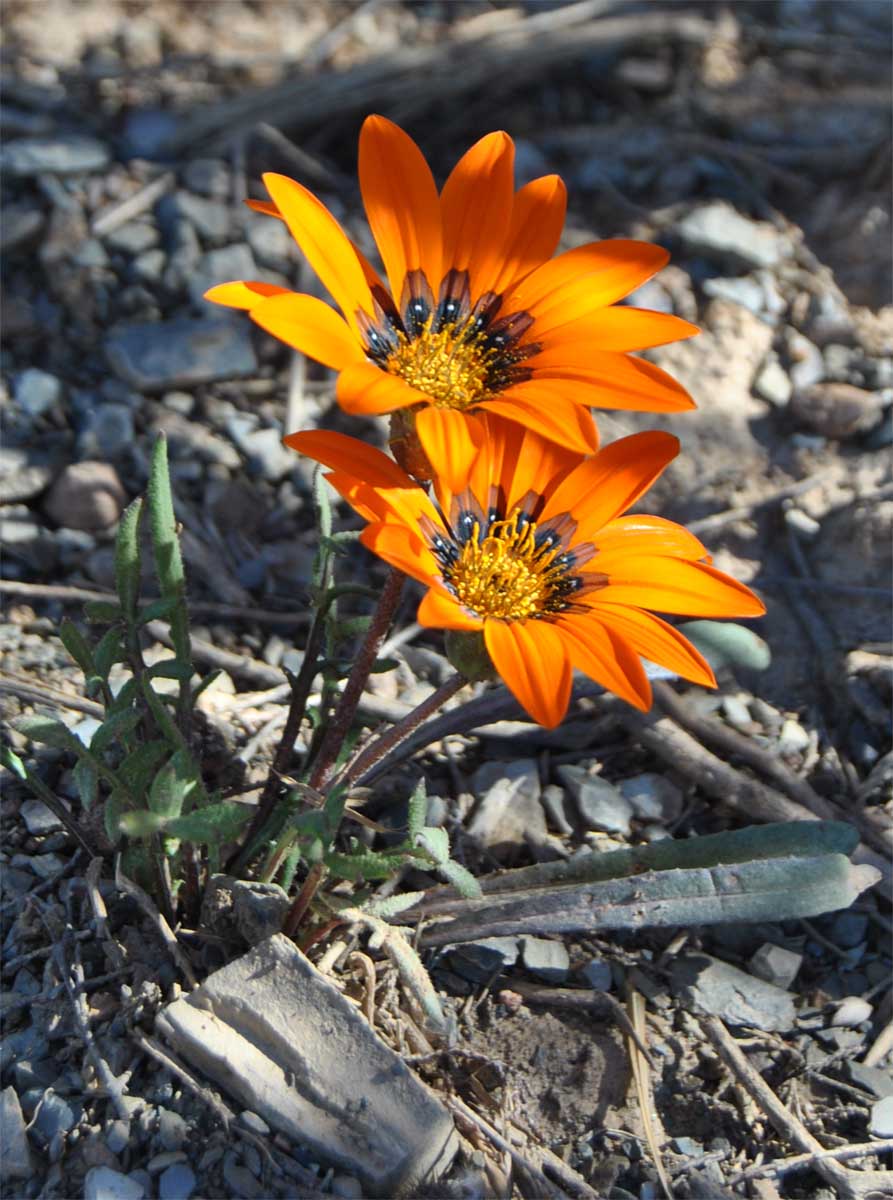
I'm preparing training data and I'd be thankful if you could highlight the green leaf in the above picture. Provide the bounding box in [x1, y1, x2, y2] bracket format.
[147, 659, 193, 682]
[17, 716, 84, 753]
[118, 809, 167, 838]
[58, 619, 94, 677]
[438, 859, 482, 899]
[190, 669, 222, 706]
[326, 848, 420, 881]
[93, 628, 124, 679]
[115, 498, 143, 619]
[73, 759, 98, 811]
[90, 709, 142, 755]
[166, 801, 252, 845]
[679, 620, 771, 672]
[85, 601, 125, 624]
[363, 891, 427, 919]
[336, 615, 373, 640]
[118, 740, 170, 797]
[368, 656, 400, 674]
[407, 779, 428, 839]
[141, 677, 183, 748]
[136, 597, 180, 624]
[147, 435, 190, 667]
[103, 791, 128, 844]
[148, 749, 200, 819]
[415, 827, 450, 865]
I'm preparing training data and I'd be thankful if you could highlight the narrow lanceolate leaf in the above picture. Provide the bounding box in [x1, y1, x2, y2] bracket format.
[93, 628, 124, 680]
[165, 801, 253, 845]
[679, 620, 771, 672]
[437, 859, 482, 899]
[415, 827, 450, 865]
[58, 619, 94, 678]
[103, 791, 128, 844]
[147, 435, 190, 665]
[148, 749, 201, 819]
[17, 716, 85, 753]
[146, 659, 194, 682]
[85, 601, 125, 624]
[406, 779, 428, 840]
[90, 709, 143, 755]
[73, 759, 98, 811]
[115, 498, 143, 619]
[136, 597, 180, 624]
[117, 740, 170, 797]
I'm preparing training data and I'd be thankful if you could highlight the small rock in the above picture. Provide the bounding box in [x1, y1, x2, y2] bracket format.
[330, 1175, 363, 1200]
[0, 1086, 32, 1179]
[830, 911, 869, 949]
[222, 1155, 264, 1199]
[232, 426, 295, 483]
[558, 765, 633, 835]
[44, 461, 126, 531]
[237, 1111, 270, 1136]
[870, 1096, 893, 1139]
[703, 275, 766, 316]
[790, 382, 885, 439]
[20, 797, 64, 835]
[132, 248, 166, 284]
[0, 447, 59, 504]
[442, 938, 519, 985]
[79, 403, 136, 459]
[785, 329, 825, 391]
[626, 279, 674, 314]
[581, 958, 613, 991]
[2, 134, 110, 176]
[784, 508, 821, 540]
[749, 943, 802, 990]
[754, 358, 792, 407]
[245, 212, 293, 266]
[671, 1137, 704, 1156]
[106, 316, 258, 391]
[0, 206, 44, 252]
[675, 201, 793, 268]
[618, 773, 683, 823]
[105, 1120, 130, 1155]
[843, 1060, 893, 1099]
[671, 953, 797, 1031]
[156, 1108, 189, 1151]
[468, 760, 547, 855]
[520, 937, 570, 985]
[15, 367, 62, 418]
[231, 881, 290, 945]
[84, 1166, 146, 1200]
[776, 717, 811, 755]
[830, 996, 872, 1028]
[34, 1092, 81, 1142]
[189, 243, 257, 306]
[106, 221, 159, 256]
[165, 191, 230, 243]
[27, 853, 66, 880]
[183, 159, 230, 199]
[721, 695, 754, 731]
[159, 1163, 197, 1200]
[122, 109, 179, 159]
[540, 784, 574, 835]
[147, 1150, 187, 1173]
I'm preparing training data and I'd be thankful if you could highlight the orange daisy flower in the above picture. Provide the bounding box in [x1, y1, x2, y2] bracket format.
[206, 115, 697, 482]
[285, 418, 765, 728]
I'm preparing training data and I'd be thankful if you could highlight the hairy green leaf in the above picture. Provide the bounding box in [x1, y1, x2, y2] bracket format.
[679, 620, 771, 672]
[147, 435, 190, 668]
[118, 740, 170, 797]
[17, 716, 84, 753]
[165, 802, 252, 844]
[90, 709, 142, 755]
[437, 859, 482, 899]
[58, 619, 94, 677]
[148, 748, 200, 819]
[137, 596, 180, 624]
[406, 778, 428, 840]
[103, 791, 128, 844]
[115, 498, 143, 619]
[85, 601, 125, 624]
[73, 759, 98, 811]
[415, 826, 450, 865]
[93, 628, 124, 679]
[118, 809, 167, 838]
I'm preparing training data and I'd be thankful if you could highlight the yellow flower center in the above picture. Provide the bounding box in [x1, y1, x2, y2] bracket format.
[445, 511, 575, 620]
[386, 320, 496, 411]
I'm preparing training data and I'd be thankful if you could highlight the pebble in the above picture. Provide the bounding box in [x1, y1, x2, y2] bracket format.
[0, 447, 59, 504]
[237, 1111, 270, 1136]
[520, 936, 570, 985]
[84, 1167, 147, 1200]
[776, 716, 811, 755]
[671, 1137, 704, 1157]
[1, 206, 44, 252]
[245, 212, 294, 266]
[467, 759, 547, 854]
[625, 279, 674, 314]
[870, 1096, 893, 1139]
[156, 1108, 189, 1151]
[232, 880, 290, 945]
[558, 765, 633, 835]
[222, 1153, 264, 1199]
[674, 201, 793, 268]
[830, 996, 872, 1028]
[540, 784, 574, 835]
[671, 953, 796, 1031]
[702, 274, 766, 316]
[830, 911, 869, 949]
[15, 367, 62, 418]
[754, 357, 792, 407]
[189, 243, 257, 307]
[147, 1150, 187, 1173]
[749, 943, 803, 990]
[618, 773, 683, 823]
[233, 426, 295, 483]
[34, 1093, 81, 1142]
[105, 1120, 130, 1155]
[442, 937, 519, 985]
[784, 507, 821, 540]
[844, 1060, 893, 1100]
[2, 134, 110, 176]
[0, 1086, 32, 1180]
[581, 958, 613, 991]
[105, 315, 258, 391]
[105, 221, 159, 256]
[721, 694, 754, 731]
[183, 158, 230, 199]
[330, 1175, 363, 1200]
[44, 461, 126, 531]
[20, 797, 64, 835]
[79, 403, 136, 459]
[158, 1163, 196, 1200]
[165, 191, 231, 243]
[790, 381, 885, 439]
[785, 329, 825, 391]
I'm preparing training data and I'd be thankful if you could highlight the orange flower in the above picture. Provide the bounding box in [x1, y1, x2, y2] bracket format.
[286, 418, 765, 728]
[206, 115, 697, 479]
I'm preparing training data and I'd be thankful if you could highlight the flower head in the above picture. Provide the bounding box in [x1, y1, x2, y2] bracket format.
[286, 418, 765, 728]
[207, 115, 697, 481]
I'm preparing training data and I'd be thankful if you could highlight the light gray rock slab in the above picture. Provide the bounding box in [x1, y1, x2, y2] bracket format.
[675, 201, 793, 268]
[155, 934, 457, 1197]
[158, 1163, 196, 1200]
[671, 953, 797, 1031]
[749, 943, 802, 990]
[15, 367, 61, 418]
[619, 773, 683, 823]
[0, 1086, 32, 1179]
[468, 759, 546, 853]
[441, 937, 519, 984]
[83, 1166, 146, 1200]
[20, 797, 65, 835]
[106, 316, 257, 392]
[870, 1095, 893, 1138]
[558, 765, 633, 835]
[2, 135, 110, 176]
[520, 936, 570, 984]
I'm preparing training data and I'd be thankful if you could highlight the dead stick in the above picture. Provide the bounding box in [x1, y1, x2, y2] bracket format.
[115, 859, 198, 989]
[729, 1139, 893, 1186]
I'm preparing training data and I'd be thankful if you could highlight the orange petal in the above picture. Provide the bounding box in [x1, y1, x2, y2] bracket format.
[250, 293, 364, 369]
[359, 114, 442, 307]
[204, 280, 291, 311]
[484, 619, 572, 728]
[284, 429, 413, 488]
[554, 614, 652, 711]
[440, 131, 515, 299]
[529, 349, 694, 412]
[245, 198, 283, 220]
[417, 586, 483, 631]
[483, 384, 600, 455]
[262, 173, 374, 332]
[415, 407, 486, 495]
[540, 430, 678, 535]
[543, 307, 699, 351]
[587, 558, 767, 618]
[361, 522, 439, 585]
[584, 604, 716, 688]
[505, 240, 669, 329]
[594, 515, 709, 562]
[489, 175, 567, 294]
[336, 362, 426, 416]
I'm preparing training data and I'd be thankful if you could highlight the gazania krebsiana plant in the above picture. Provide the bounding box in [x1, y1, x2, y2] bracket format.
[206, 115, 698, 482]
[285, 418, 765, 728]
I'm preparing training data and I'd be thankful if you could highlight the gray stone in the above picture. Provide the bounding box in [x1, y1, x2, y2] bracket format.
[784, 508, 821, 540]
[870, 1095, 893, 1139]
[675, 202, 793, 268]
[155, 934, 458, 1197]
[106, 221, 159, 256]
[442, 937, 519, 985]
[183, 159, 230, 199]
[785, 329, 825, 391]
[330, 1176, 364, 1200]
[156, 1108, 189, 1151]
[625, 279, 674, 314]
[540, 784, 574, 835]
[189, 243, 256, 307]
[132, 248, 167, 284]
[790, 382, 885, 440]
[0, 447, 58, 503]
[0, 1086, 32, 1179]
[147, 1151, 187, 1173]
[754, 358, 792, 407]
[468, 759, 547, 854]
[27, 852, 66, 879]
[749, 943, 802, 990]
[581, 958, 613, 991]
[231, 880, 290, 946]
[721, 695, 753, 731]
[2, 135, 110, 176]
[830, 911, 869, 949]
[84, 1167, 146, 1200]
[671, 1137, 703, 1156]
[74, 237, 111, 268]
[106, 316, 258, 392]
[830, 996, 872, 1028]
[245, 212, 293, 266]
[844, 1060, 893, 1099]
[152, 410, 241, 468]
[232, 426, 294, 483]
[618, 773, 683, 823]
[702, 275, 766, 316]
[558, 765, 633, 836]
[34, 1092, 81, 1141]
[20, 797, 64, 835]
[777, 717, 811, 755]
[0, 206, 44, 251]
[168, 191, 230, 242]
[520, 937, 570, 985]
[159, 1163, 196, 1200]
[237, 1110, 270, 1136]
[44, 461, 126, 531]
[106, 1119, 130, 1155]
[222, 1156, 263, 1199]
[671, 954, 797, 1031]
[80, 403, 135, 459]
[16, 367, 62, 418]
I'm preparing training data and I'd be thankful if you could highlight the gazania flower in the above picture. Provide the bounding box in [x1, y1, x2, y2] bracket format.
[206, 115, 697, 482]
[285, 418, 765, 728]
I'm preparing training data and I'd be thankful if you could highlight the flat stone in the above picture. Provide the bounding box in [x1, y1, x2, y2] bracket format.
[105, 1120, 130, 1155]
[754, 358, 792, 407]
[159, 1164, 196, 1200]
[188, 243, 257, 307]
[468, 760, 547, 856]
[34, 1092, 81, 1141]
[84, 1166, 146, 1200]
[843, 1060, 893, 1100]
[749, 943, 802, 990]
[231, 880, 290, 946]
[540, 784, 574, 835]
[671, 954, 797, 1031]
[830, 996, 872, 1028]
[703, 275, 766, 316]
[830, 910, 869, 949]
[155, 934, 457, 1197]
[442, 937, 519, 985]
[15, 367, 62, 418]
[79, 403, 135, 459]
[44, 461, 126, 531]
[331, 1176, 363, 1200]
[785, 329, 825, 391]
[222, 1156, 263, 1199]
[245, 212, 293, 266]
[675, 201, 793, 268]
[790, 382, 885, 440]
[581, 958, 613, 991]
[777, 717, 811, 755]
[106, 316, 257, 392]
[0, 447, 59, 503]
[237, 1111, 270, 1136]
[558, 765, 633, 836]
[870, 1096, 893, 1138]
[0, 1086, 32, 1179]
[20, 797, 65, 835]
[2, 134, 110, 176]
[231, 426, 294, 483]
[105, 221, 159, 256]
[521, 937, 570, 985]
[182, 159, 230, 199]
[166, 191, 230, 243]
[618, 773, 683, 823]
[0, 206, 44, 252]
[156, 1108, 189, 1151]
